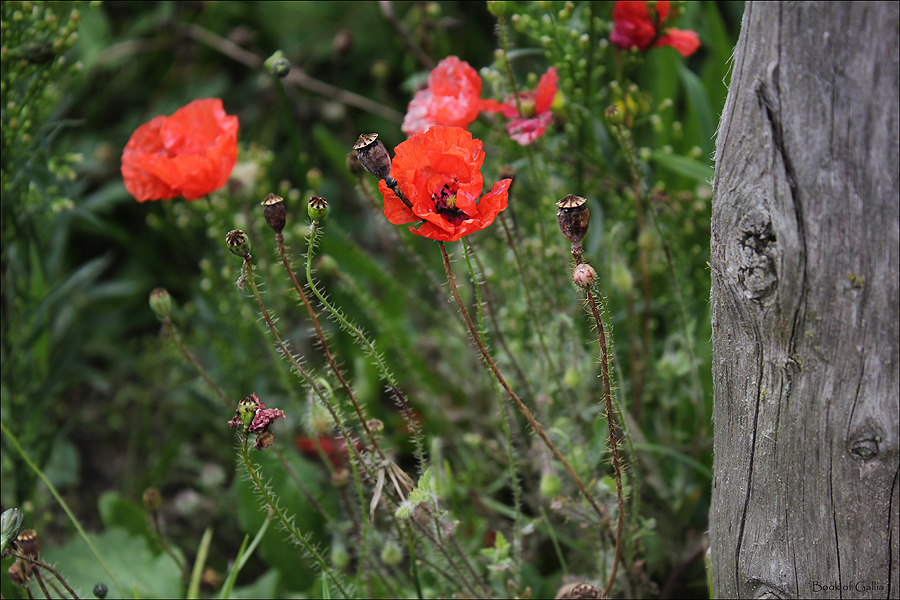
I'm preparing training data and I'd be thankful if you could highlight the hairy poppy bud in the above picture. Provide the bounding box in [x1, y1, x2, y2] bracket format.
[308, 196, 328, 222]
[148, 287, 172, 321]
[353, 133, 392, 182]
[573, 263, 597, 289]
[225, 229, 251, 258]
[556, 194, 590, 244]
[261, 193, 286, 234]
[264, 50, 291, 78]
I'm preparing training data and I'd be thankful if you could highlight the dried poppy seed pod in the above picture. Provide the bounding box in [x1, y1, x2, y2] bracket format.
[353, 133, 393, 182]
[225, 229, 251, 258]
[261, 193, 286, 234]
[346, 150, 365, 178]
[556, 194, 590, 244]
[14, 529, 40, 560]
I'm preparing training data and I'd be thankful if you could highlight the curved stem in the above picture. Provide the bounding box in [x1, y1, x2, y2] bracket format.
[437, 242, 606, 525]
[585, 292, 625, 597]
[240, 254, 373, 482]
[304, 222, 428, 471]
[0, 422, 124, 596]
[463, 239, 522, 584]
[239, 437, 350, 597]
[275, 232, 387, 461]
[162, 318, 231, 409]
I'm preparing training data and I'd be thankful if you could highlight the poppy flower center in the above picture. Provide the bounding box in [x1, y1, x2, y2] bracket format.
[519, 97, 537, 118]
[433, 183, 468, 225]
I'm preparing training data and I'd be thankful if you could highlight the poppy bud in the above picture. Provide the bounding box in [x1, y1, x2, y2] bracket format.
[487, 1, 507, 18]
[366, 418, 384, 438]
[353, 133, 392, 181]
[605, 105, 624, 127]
[573, 263, 597, 289]
[332, 468, 350, 487]
[225, 229, 251, 258]
[143, 488, 162, 512]
[0, 508, 23, 555]
[381, 541, 403, 566]
[261, 193, 286, 234]
[148, 287, 172, 321]
[556, 194, 590, 244]
[7, 561, 31, 586]
[264, 50, 291, 78]
[308, 197, 328, 222]
[540, 473, 562, 498]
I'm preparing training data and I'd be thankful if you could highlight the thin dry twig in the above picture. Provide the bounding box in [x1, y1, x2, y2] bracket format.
[178, 22, 404, 123]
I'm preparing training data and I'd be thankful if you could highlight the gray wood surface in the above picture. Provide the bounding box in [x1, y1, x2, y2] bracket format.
[709, 2, 899, 598]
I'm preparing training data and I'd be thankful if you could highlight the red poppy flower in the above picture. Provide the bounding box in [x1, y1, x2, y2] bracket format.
[378, 125, 511, 242]
[500, 67, 558, 146]
[610, 1, 700, 57]
[402, 56, 508, 136]
[121, 98, 239, 202]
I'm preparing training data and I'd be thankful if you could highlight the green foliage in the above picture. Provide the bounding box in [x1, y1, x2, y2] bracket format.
[1, 1, 742, 598]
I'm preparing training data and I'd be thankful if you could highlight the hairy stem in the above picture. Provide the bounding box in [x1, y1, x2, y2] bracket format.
[438, 242, 606, 525]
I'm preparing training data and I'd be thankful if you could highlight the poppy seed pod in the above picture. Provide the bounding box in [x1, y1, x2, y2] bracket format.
[353, 133, 392, 181]
[14, 529, 40, 561]
[556, 194, 590, 244]
[225, 229, 251, 258]
[261, 193, 286, 234]
[308, 197, 329, 222]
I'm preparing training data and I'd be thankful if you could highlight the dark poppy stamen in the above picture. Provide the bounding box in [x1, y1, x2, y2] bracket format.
[433, 183, 469, 225]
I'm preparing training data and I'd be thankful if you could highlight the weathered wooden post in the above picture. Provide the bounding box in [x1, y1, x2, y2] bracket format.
[709, 2, 899, 598]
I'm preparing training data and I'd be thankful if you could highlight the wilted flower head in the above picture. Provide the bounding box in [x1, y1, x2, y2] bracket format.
[121, 98, 239, 201]
[229, 394, 285, 449]
[610, 1, 700, 57]
[402, 56, 508, 136]
[377, 125, 511, 242]
[501, 67, 559, 145]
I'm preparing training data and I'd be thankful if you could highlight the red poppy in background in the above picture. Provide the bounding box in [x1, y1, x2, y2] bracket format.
[378, 125, 511, 242]
[610, 1, 700, 57]
[295, 434, 350, 469]
[121, 98, 238, 202]
[501, 67, 559, 146]
[402, 56, 508, 136]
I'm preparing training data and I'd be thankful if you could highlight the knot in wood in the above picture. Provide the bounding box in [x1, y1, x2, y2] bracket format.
[849, 436, 880, 461]
[738, 209, 778, 301]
